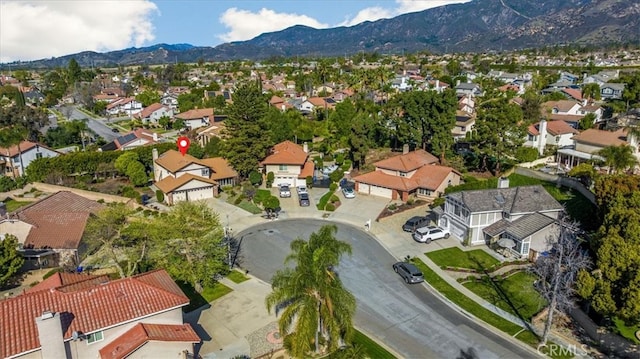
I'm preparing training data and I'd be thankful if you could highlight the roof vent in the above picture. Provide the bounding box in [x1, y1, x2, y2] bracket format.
[495, 193, 506, 204]
[41, 311, 54, 319]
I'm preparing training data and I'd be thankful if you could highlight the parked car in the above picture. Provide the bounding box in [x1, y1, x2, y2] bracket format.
[279, 184, 291, 198]
[322, 164, 339, 175]
[298, 192, 310, 206]
[342, 187, 356, 199]
[296, 186, 308, 195]
[111, 128, 120, 133]
[413, 226, 450, 243]
[392, 262, 424, 284]
[402, 216, 430, 232]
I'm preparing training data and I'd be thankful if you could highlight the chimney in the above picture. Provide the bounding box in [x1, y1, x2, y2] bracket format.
[402, 144, 409, 155]
[303, 142, 308, 153]
[497, 177, 509, 189]
[35, 311, 68, 358]
[537, 120, 547, 156]
[152, 148, 158, 161]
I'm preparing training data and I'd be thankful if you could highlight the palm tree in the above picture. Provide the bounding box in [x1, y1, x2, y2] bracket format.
[0, 125, 28, 177]
[266, 225, 356, 358]
[596, 145, 638, 174]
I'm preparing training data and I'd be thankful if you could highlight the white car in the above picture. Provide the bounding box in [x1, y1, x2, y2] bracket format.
[296, 186, 308, 195]
[342, 187, 356, 199]
[279, 184, 291, 198]
[413, 226, 450, 244]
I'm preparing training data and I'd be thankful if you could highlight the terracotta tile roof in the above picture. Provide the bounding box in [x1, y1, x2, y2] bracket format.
[99, 323, 200, 359]
[562, 88, 583, 100]
[261, 141, 308, 165]
[0, 141, 43, 158]
[373, 150, 439, 172]
[0, 270, 189, 358]
[175, 108, 214, 121]
[299, 161, 315, 179]
[546, 114, 584, 122]
[155, 173, 217, 193]
[26, 273, 106, 294]
[354, 165, 457, 191]
[528, 120, 579, 136]
[200, 157, 238, 180]
[572, 128, 628, 147]
[134, 102, 165, 119]
[14, 191, 105, 250]
[269, 95, 285, 105]
[106, 97, 136, 110]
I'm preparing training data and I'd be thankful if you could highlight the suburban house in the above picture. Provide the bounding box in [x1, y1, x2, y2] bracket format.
[153, 149, 238, 205]
[175, 108, 214, 130]
[196, 122, 226, 147]
[161, 93, 179, 110]
[0, 269, 200, 359]
[557, 128, 639, 169]
[599, 83, 625, 100]
[455, 82, 482, 98]
[0, 141, 60, 177]
[298, 97, 336, 114]
[0, 191, 104, 268]
[452, 112, 475, 142]
[100, 128, 162, 151]
[105, 97, 143, 117]
[261, 141, 314, 188]
[353, 147, 461, 201]
[134, 103, 174, 125]
[458, 95, 475, 114]
[434, 179, 564, 259]
[525, 119, 579, 155]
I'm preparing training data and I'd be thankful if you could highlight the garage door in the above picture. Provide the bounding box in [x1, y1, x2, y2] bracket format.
[370, 185, 392, 198]
[450, 222, 467, 242]
[358, 183, 370, 195]
[188, 187, 213, 201]
[173, 191, 187, 203]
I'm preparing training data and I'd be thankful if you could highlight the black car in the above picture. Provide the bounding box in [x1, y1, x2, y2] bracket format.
[402, 216, 430, 232]
[111, 128, 120, 133]
[393, 262, 424, 284]
[298, 192, 310, 207]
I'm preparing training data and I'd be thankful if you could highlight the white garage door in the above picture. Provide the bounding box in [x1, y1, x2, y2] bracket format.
[370, 185, 392, 198]
[357, 183, 370, 195]
[188, 187, 212, 201]
[173, 191, 187, 203]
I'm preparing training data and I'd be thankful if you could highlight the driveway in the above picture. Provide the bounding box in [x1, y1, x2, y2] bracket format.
[236, 219, 536, 359]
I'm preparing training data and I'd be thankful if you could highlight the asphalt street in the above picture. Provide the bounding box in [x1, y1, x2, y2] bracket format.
[67, 106, 118, 142]
[236, 219, 536, 359]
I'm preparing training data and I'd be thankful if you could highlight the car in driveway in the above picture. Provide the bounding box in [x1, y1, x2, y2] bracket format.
[392, 262, 424, 284]
[402, 216, 430, 232]
[341, 187, 356, 199]
[279, 184, 291, 198]
[298, 192, 310, 206]
[413, 226, 450, 243]
[296, 186, 308, 195]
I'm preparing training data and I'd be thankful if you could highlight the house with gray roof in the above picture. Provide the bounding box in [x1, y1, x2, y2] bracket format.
[434, 179, 563, 259]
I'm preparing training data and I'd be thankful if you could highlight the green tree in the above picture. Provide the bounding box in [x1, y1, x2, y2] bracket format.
[0, 125, 29, 176]
[115, 152, 140, 174]
[126, 161, 148, 186]
[0, 234, 24, 287]
[149, 201, 227, 292]
[203, 136, 222, 157]
[471, 96, 525, 175]
[135, 89, 161, 107]
[596, 145, 638, 174]
[578, 113, 596, 130]
[158, 116, 171, 130]
[223, 82, 272, 177]
[263, 195, 280, 218]
[67, 58, 82, 85]
[581, 83, 601, 101]
[265, 225, 356, 357]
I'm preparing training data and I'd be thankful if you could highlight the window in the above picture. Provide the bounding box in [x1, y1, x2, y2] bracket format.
[87, 331, 103, 344]
[279, 164, 288, 171]
[399, 172, 407, 177]
[201, 168, 210, 177]
[417, 188, 431, 196]
[527, 134, 536, 141]
[36, 152, 43, 159]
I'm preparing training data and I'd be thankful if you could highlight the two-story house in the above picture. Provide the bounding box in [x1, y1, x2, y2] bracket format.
[455, 82, 482, 98]
[600, 83, 625, 100]
[134, 102, 174, 125]
[0, 269, 200, 359]
[557, 128, 639, 170]
[452, 112, 475, 142]
[0, 191, 105, 267]
[261, 141, 314, 188]
[105, 97, 143, 117]
[434, 179, 563, 259]
[161, 93, 179, 111]
[153, 149, 238, 205]
[0, 141, 60, 178]
[175, 108, 214, 130]
[353, 147, 461, 201]
[525, 119, 579, 155]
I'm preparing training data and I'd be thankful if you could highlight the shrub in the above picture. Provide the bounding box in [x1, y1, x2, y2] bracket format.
[406, 197, 415, 205]
[330, 195, 339, 203]
[249, 171, 262, 186]
[97, 199, 105, 204]
[329, 169, 344, 183]
[325, 203, 336, 211]
[306, 176, 313, 189]
[388, 203, 397, 211]
[329, 183, 338, 192]
[324, 154, 334, 162]
[234, 194, 245, 205]
[430, 197, 445, 209]
[314, 157, 324, 169]
[335, 153, 345, 165]
[155, 189, 164, 202]
[266, 172, 274, 187]
[341, 160, 352, 172]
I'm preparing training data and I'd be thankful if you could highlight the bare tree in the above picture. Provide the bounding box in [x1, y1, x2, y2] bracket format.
[530, 214, 591, 346]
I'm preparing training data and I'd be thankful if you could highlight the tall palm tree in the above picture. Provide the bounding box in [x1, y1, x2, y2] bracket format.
[266, 225, 356, 358]
[596, 145, 638, 174]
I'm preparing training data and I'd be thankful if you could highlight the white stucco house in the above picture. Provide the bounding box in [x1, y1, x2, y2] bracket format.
[0, 141, 60, 177]
[525, 119, 580, 155]
[261, 141, 314, 188]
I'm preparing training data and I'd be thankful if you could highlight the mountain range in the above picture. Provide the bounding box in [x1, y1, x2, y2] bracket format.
[6, 0, 640, 69]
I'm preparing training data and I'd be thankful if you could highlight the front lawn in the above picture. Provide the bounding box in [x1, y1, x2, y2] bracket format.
[352, 329, 396, 359]
[463, 271, 546, 321]
[236, 199, 263, 214]
[178, 281, 233, 312]
[4, 199, 31, 212]
[426, 247, 500, 271]
[227, 270, 249, 284]
[612, 318, 640, 344]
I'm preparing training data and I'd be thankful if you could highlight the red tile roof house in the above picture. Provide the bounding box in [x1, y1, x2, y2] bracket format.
[353, 148, 461, 202]
[260, 141, 314, 188]
[0, 269, 200, 359]
[0, 141, 60, 178]
[524, 119, 579, 155]
[152, 149, 238, 205]
[0, 191, 104, 268]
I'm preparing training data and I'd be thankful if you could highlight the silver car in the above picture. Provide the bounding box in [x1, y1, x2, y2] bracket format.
[392, 262, 424, 284]
[279, 185, 291, 198]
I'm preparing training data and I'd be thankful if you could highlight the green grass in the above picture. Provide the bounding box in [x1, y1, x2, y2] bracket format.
[4, 199, 31, 212]
[178, 281, 233, 312]
[227, 270, 249, 284]
[463, 272, 546, 321]
[612, 318, 640, 344]
[77, 107, 99, 118]
[426, 247, 500, 271]
[352, 329, 396, 359]
[317, 189, 335, 210]
[253, 189, 271, 205]
[237, 199, 263, 214]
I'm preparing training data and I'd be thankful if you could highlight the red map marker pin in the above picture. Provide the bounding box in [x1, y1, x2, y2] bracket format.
[177, 136, 190, 156]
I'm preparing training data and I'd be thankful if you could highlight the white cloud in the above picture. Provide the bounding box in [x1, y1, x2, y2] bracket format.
[218, 8, 329, 43]
[338, 7, 394, 27]
[395, 0, 471, 14]
[0, 0, 158, 62]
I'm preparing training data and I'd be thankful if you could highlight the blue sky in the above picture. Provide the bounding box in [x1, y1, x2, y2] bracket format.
[0, 0, 470, 63]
